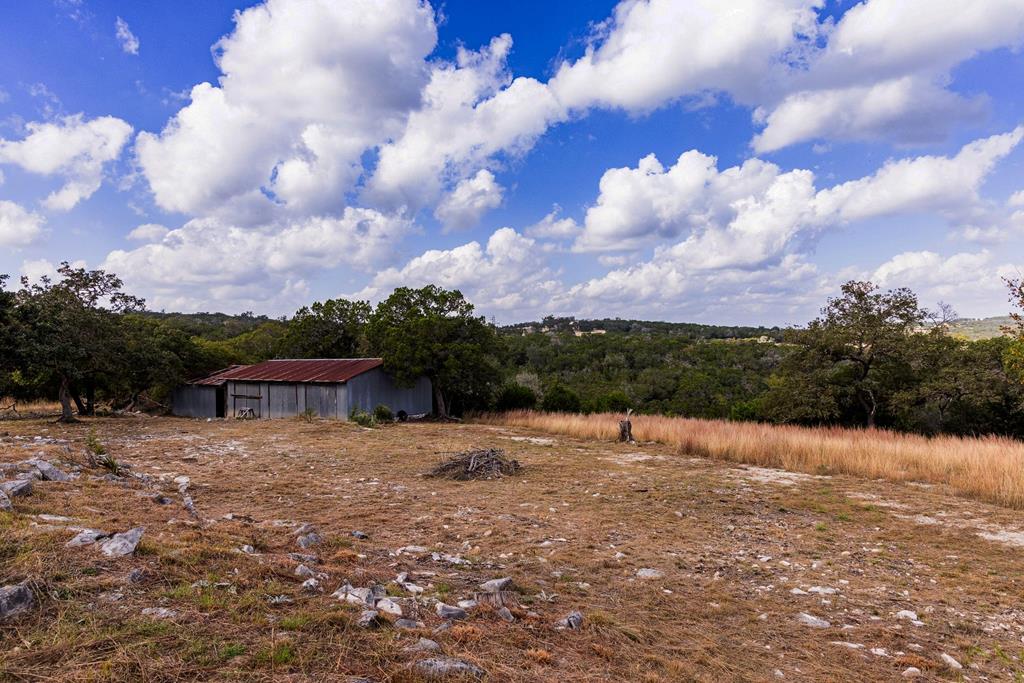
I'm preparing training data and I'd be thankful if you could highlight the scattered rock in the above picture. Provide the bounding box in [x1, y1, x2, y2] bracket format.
[901, 667, 922, 678]
[496, 607, 515, 623]
[297, 532, 323, 549]
[940, 653, 962, 670]
[0, 490, 10, 512]
[0, 582, 34, 623]
[412, 657, 486, 681]
[24, 459, 70, 482]
[352, 530, 369, 540]
[127, 568, 146, 584]
[239, 544, 256, 554]
[99, 527, 144, 557]
[895, 610, 919, 621]
[407, 637, 440, 652]
[636, 568, 664, 580]
[556, 610, 583, 630]
[289, 552, 319, 564]
[302, 578, 321, 592]
[397, 545, 430, 555]
[356, 610, 383, 629]
[295, 564, 315, 578]
[376, 598, 403, 617]
[830, 642, 863, 650]
[457, 599, 478, 610]
[141, 607, 177, 619]
[797, 612, 830, 628]
[66, 528, 111, 548]
[395, 618, 425, 630]
[479, 577, 512, 592]
[0, 479, 32, 497]
[808, 586, 838, 595]
[435, 602, 468, 620]
[333, 584, 376, 606]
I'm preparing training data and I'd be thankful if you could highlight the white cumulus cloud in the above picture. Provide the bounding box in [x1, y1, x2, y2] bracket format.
[434, 169, 504, 231]
[0, 200, 46, 247]
[0, 114, 133, 211]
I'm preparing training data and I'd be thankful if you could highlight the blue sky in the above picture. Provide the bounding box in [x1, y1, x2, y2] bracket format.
[2, 0, 1024, 325]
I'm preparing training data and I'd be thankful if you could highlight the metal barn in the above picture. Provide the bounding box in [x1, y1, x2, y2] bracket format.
[171, 359, 432, 420]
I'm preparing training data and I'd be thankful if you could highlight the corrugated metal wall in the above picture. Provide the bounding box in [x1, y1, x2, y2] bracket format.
[171, 385, 219, 418]
[178, 371, 431, 421]
[345, 368, 432, 416]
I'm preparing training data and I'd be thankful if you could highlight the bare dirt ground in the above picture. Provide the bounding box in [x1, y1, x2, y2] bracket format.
[2, 416, 1024, 682]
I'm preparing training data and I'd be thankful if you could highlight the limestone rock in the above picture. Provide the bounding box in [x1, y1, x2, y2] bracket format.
[0, 582, 34, 623]
[556, 610, 583, 630]
[435, 602, 468, 620]
[356, 610, 383, 629]
[797, 612, 830, 628]
[66, 529, 111, 548]
[376, 597, 403, 617]
[0, 490, 10, 512]
[24, 459, 70, 482]
[412, 657, 485, 681]
[99, 527, 144, 557]
[479, 577, 512, 593]
[0, 479, 32, 497]
[636, 568, 664, 579]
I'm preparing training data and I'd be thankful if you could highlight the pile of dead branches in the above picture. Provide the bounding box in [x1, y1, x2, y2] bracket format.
[428, 448, 521, 480]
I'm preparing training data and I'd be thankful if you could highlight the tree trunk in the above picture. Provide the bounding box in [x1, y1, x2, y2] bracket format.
[71, 390, 87, 416]
[618, 408, 635, 443]
[433, 381, 448, 420]
[85, 383, 95, 416]
[57, 376, 77, 423]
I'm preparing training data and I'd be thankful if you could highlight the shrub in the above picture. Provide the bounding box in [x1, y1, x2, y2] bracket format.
[297, 407, 317, 423]
[349, 408, 376, 427]
[541, 384, 582, 413]
[596, 390, 631, 413]
[495, 383, 537, 411]
[373, 404, 394, 423]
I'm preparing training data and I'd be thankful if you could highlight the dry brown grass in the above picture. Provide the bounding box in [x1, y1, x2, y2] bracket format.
[483, 410, 1024, 509]
[0, 397, 62, 417]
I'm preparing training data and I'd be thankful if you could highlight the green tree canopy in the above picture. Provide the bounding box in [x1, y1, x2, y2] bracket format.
[276, 298, 371, 359]
[763, 280, 928, 428]
[12, 263, 145, 420]
[367, 285, 501, 418]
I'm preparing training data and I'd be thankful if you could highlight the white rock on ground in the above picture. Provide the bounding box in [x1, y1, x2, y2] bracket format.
[141, 607, 176, 619]
[66, 529, 110, 547]
[376, 598, 402, 616]
[0, 490, 11, 512]
[797, 612, 830, 628]
[99, 527, 144, 557]
[479, 577, 512, 592]
[902, 667, 922, 678]
[24, 459, 70, 482]
[0, 582, 34, 622]
[435, 603, 468, 620]
[0, 479, 32, 497]
[940, 653, 963, 670]
[636, 568, 664, 579]
[895, 610, 919, 621]
[412, 657, 485, 681]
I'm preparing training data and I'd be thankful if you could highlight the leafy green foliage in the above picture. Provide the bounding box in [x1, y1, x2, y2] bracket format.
[495, 383, 537, 411]
[368, 285, 501, 417]
[275, 298, 371, 359]
[372, 404, 394, 422]
[349, 408, 376, 427]
[540, 384, 582, 412]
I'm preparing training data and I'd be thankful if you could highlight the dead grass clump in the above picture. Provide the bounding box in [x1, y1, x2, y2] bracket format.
[428, 448, 521, 480]
[482, 410, 1024, 509]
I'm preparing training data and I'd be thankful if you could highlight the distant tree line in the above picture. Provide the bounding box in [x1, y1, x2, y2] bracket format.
[3, 264, 1024, 437]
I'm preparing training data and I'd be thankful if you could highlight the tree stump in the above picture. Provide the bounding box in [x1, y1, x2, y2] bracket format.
[618, 409, 634, 443]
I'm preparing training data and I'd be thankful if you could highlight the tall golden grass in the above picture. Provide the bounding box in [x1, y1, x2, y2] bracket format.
[483, 411, 1024, 509]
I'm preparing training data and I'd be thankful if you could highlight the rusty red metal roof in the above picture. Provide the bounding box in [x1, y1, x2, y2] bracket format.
[197, 358, 384, 384]
[189, 365, 246, 386]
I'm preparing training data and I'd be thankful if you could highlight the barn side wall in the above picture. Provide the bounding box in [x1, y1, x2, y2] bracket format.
[171, 385, 218, 418]
[225, 380, 344, 419]
[345, 368, 432, 417]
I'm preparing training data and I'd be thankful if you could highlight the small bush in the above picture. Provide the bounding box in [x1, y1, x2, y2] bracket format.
[297, 407, 317, 422]
[373, 404, 394, 422]
[541, 384, 582, 413]
[85, 429, 107, 456]
[495, 383, 537, 411]
[349, 408, 376, 427]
